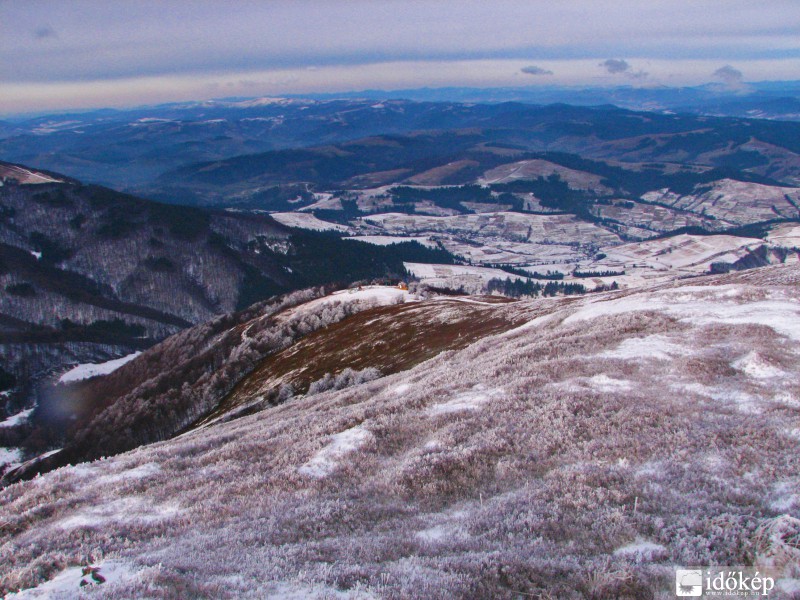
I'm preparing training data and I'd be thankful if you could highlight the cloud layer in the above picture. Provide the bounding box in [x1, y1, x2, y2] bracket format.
[1, 0, 799, 112]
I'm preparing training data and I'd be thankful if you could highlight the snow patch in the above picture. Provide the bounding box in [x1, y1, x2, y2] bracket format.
[404, 262, 516, 282]
[270, 212, 349, 232]
[261, 581, 377, 599]
[0, 407, 34, 428]
[97, 462, 161, 485]
[0, 446, 22, 466]
[613, 539, 667, 562]
[428, 385, 502, 415]
[415, 525, 449, 543]
[299, 426, 373, 478]
[770, 480, 800, 512]
[587, 374, 631, 392]
[733, 352, 786, 379]
[565, 286, 800, 342]
[58, 352, 141, 383]
[344, 235, 437, 248]
[773, 392, 799, 408]
[393, 383, 411, 396]
[599, 335, 685, 361]
[6, 560, 144, 598]
[679, 383, 761, 413]
[66, 461, 161, 486]
[57, 496, 179, 530]
[501, 312, 561, 337]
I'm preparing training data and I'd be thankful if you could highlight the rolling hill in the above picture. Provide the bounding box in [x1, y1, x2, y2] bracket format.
[4, 99, 800, 208]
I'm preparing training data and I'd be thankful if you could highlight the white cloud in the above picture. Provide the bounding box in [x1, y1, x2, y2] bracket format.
[712, 64, 751, 92]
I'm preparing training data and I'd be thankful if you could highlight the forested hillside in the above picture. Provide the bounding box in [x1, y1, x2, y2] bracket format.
[0, 166, 454, 410]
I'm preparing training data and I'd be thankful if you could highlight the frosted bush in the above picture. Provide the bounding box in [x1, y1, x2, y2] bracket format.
[307, 368, 383, 396]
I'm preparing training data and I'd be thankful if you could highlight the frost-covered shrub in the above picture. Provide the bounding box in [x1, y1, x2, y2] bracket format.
[307, 367, 383, 396]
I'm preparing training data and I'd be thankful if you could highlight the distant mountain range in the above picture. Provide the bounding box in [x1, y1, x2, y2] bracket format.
[148, 104, 800, 207]
[293, 80, 800, 116]
[2, 93, 800, 206]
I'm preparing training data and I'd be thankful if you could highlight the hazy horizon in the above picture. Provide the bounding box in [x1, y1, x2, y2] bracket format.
[2, 0, 799, 114]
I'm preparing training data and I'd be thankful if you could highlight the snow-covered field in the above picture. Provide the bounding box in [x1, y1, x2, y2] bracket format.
[443, 237, 588, 266]
[58, 352, 141, 384]
[269, 212, 349, 232]
[358, 211, 621, 246]
[478, 159, 611, 193]
[6, 560, 147, 599]
[592, 199, 721, 236]
[343, 235, 437, 248]
[642, 179, 800, 226]
[767, 223, 800, 248]
[0, 164, 63, 185]
[297, 192, 341, 212]
[598, 233, 763, 273]
[0, 408, 34, 428]
[3, 263, 800, 598]
[404, 262, 515, 282]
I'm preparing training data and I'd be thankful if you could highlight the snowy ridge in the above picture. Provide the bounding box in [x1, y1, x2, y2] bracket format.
[58, 352, 141, 384]
[274, 285, 413, 324]
[269, 211, 349, 232]
[0, 163, 63, 185]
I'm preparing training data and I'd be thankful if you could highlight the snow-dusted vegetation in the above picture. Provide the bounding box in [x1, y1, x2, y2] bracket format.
[2, 263, 799, 598]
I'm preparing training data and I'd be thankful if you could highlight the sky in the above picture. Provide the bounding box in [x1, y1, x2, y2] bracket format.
[2, 0, 800, 114]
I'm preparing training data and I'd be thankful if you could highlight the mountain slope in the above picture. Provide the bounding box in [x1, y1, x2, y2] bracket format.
[0, 164, 453, 407]
[2, 263, 799, 597]
[3, 287, 524, 481]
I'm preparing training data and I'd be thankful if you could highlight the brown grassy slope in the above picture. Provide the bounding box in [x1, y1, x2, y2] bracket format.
[202, 296, 529, 425]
